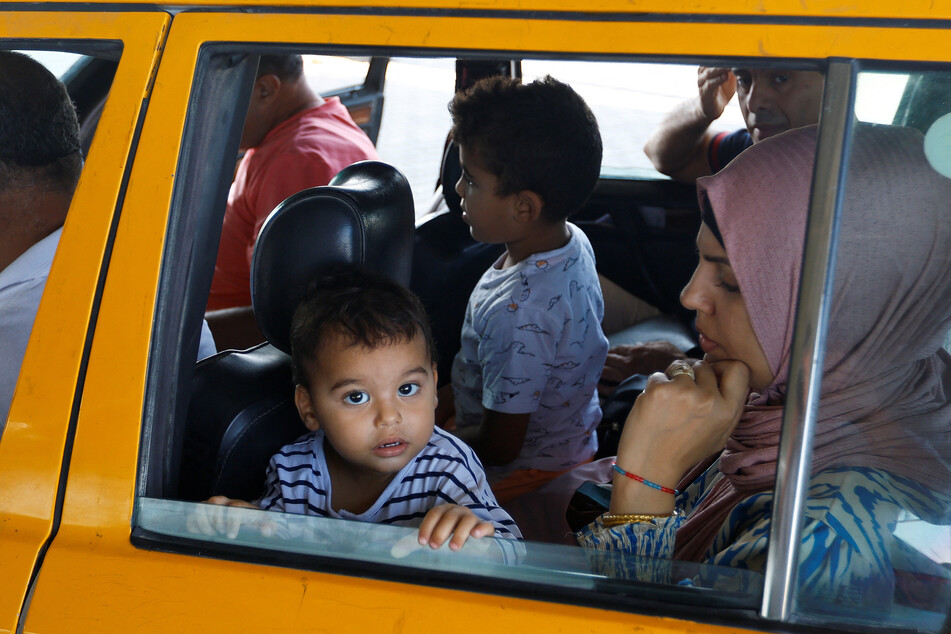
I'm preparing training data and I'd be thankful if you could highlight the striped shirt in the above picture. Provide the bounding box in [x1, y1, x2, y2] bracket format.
[256, 427, 521, 540]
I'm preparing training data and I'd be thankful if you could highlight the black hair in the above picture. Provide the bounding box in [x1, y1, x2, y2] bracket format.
[449, 75, 602, 222]
[0, 51, 82, 193]
[257, 54, 304, 81]
[698, 189, 725, 247]
[290, 264, 437, 386]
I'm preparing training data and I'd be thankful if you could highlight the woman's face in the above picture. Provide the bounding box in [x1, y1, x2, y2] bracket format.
[680, 223, 774, 390]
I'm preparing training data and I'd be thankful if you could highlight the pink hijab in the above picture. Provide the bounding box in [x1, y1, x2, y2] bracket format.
[674, 124, 951, 561]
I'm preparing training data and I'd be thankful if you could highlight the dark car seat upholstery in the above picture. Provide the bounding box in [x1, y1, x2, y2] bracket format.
[178, 161, 414, 501]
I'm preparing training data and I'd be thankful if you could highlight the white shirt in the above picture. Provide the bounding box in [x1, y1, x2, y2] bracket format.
[0, 228, 216, 436]
[451, 223, 609, 476]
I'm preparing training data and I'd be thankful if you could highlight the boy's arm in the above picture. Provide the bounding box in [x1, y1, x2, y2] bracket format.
[454, 409, 530, 467]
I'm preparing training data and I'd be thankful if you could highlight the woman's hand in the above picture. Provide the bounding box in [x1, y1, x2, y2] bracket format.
[609, 360, 749, 515]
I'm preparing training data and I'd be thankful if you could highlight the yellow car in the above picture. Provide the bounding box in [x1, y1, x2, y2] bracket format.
[2, 1, 950, 632]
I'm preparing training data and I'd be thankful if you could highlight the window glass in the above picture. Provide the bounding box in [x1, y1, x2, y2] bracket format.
[17, 50, 84, 78]
[374, 57, 455, 216]
[301, 55, 370, 95]
[156, 49, 854, 627]
[792, 65, 951, 632]
[136, 496, 763, 605]
[522, 60, 746, 178]
[0, 49, 113, 433]
[855, 71, 909, 124]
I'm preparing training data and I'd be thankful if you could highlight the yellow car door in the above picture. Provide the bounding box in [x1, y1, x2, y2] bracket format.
[0, 11, 168, 633]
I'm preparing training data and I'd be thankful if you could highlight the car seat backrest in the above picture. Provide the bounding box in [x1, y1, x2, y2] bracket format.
[179, 160, 414, 502]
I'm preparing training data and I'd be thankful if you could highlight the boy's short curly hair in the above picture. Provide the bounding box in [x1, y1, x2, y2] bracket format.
[449, 75, 602, 222]
[290, 264, 436, 386]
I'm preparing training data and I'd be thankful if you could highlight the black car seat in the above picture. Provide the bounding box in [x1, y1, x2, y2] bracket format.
[178, 160, 414, 501]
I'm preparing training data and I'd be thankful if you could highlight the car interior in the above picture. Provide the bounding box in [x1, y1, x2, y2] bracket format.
[28, 45, 951, 632]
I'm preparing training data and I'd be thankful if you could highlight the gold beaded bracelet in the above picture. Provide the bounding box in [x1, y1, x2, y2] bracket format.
[598, 512, 672, 528]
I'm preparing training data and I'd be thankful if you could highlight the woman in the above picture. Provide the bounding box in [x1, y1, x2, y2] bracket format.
[578, 123, 951, 608]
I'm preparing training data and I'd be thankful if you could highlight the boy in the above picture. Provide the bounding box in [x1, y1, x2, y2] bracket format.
[441, 76, 609, 503]
[201, 265, 521, 550]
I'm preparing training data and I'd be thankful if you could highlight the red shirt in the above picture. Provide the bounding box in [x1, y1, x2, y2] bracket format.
[208, 97, 378, 310]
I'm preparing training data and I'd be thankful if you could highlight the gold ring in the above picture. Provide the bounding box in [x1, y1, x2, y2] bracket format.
[665, 360, 695, 381]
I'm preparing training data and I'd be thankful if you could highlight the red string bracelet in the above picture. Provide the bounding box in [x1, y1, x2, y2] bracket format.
[611, 461, 679, 496]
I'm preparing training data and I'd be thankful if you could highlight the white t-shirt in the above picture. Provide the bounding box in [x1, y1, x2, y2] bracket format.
[0, 228, 216, 435]
[451, 223, 608, 476]
[257, 427, 521, 540]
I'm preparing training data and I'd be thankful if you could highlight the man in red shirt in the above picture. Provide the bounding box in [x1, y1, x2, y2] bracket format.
[207, 55, 378, 348]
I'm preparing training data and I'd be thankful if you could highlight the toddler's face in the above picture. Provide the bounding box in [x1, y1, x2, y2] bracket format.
[294, 334, 438, 481]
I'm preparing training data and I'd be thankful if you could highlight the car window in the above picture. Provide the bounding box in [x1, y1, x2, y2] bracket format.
[792, 64, 951, 632]
[139, 46, 951, 632]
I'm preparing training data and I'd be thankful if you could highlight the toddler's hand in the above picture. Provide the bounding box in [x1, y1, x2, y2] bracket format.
[417, 504, 494, 551]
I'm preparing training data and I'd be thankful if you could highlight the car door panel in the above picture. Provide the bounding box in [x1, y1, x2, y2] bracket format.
[0, 13, 168, 633]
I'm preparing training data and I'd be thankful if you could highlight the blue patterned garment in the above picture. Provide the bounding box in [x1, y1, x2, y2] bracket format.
[576, 459, 951, 608]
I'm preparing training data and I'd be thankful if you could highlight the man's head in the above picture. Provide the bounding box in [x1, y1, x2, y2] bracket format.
[449, 75, 602, 222]
[0, 51, 83, 271]
[240, 54, 317, 150]
[731, 69, 823, 143]
[290, 265, 438, 477]
[0, 51, 82, 197]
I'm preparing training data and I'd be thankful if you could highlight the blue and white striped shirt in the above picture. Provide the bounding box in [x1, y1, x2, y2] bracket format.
[257, 427, 521, 540]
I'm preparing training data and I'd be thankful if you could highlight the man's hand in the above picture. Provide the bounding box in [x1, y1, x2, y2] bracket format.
[644, 65, 737, 182]
[599, 341, 687, 396]
[697, 66, 737, 121]
[417, 504, 495, 551]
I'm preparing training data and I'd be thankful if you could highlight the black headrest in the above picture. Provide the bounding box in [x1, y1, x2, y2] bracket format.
[250, 160, 414, 354]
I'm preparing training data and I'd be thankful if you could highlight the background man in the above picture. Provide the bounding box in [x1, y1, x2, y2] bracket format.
[0, 51, 83, 430]
[206, 54, 378, 348]
[0, 52, 215, 433]
[644, 67, 824, 183]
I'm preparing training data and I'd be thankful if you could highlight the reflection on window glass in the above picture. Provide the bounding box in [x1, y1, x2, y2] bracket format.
[792, 67, 951, 632]
[137, 497, 763, 606]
